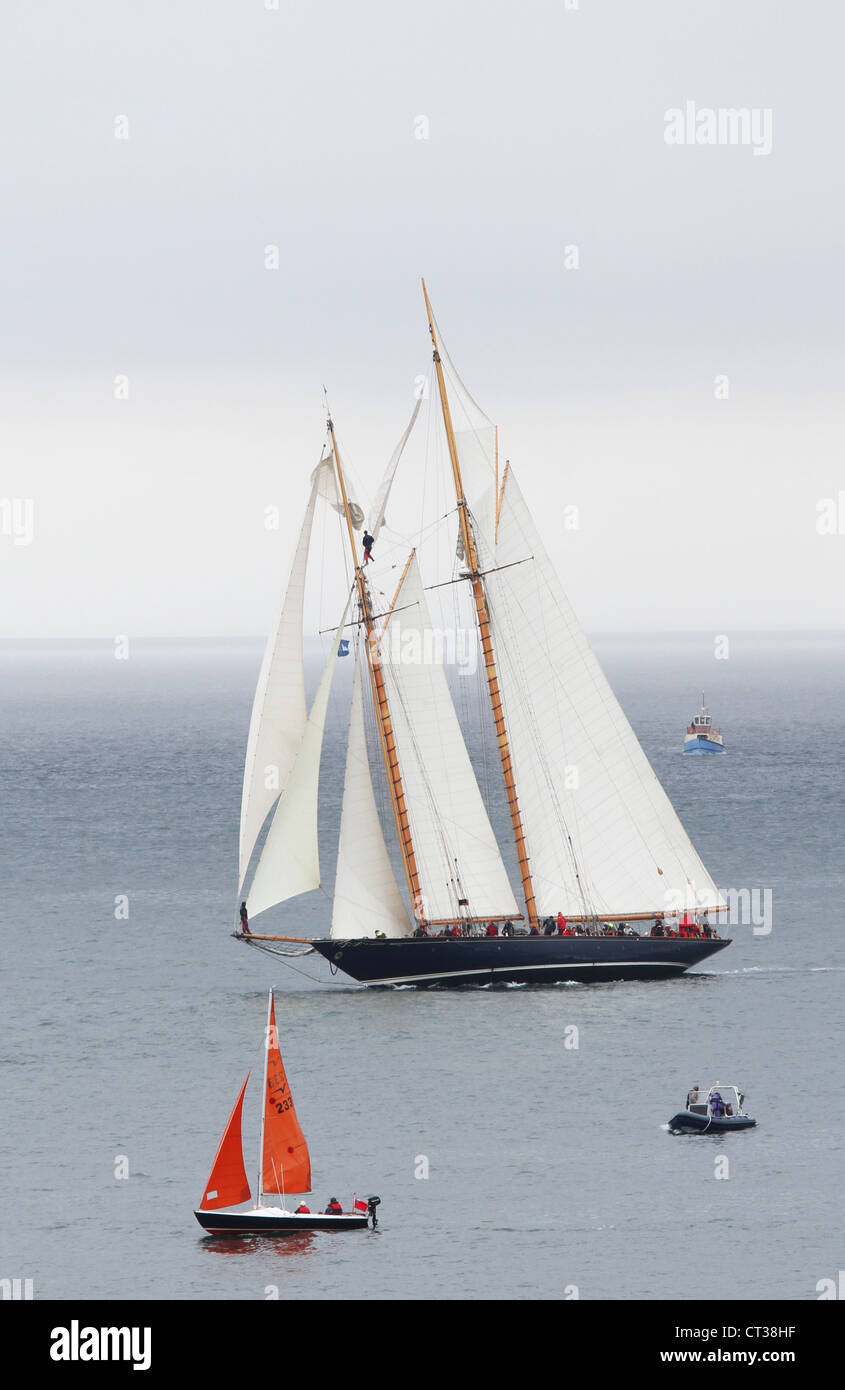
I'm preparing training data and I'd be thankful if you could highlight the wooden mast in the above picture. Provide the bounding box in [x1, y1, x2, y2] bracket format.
[421, 280, 538, 925]
[326, 414, 424, 920]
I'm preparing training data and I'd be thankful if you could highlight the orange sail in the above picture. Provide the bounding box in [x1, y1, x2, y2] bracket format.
[200, 1072, 252, 1211]
[262, 997, 311, 1195]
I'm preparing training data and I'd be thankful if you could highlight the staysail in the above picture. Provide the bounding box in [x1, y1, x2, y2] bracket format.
[246, 592, 353, 919]
[261, 995, 311, 1197]
[239, 464, 329, 890]
[331, 641, 410, 939]
[199, 1073, 252, 1211]
[475, 467, 726, 917]
[379, 554, 518, 922]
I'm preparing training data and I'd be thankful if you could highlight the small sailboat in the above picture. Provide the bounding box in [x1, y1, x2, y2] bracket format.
[684, 695, 726, 753]
[232, 282, 732, 986]
[194, 991, 379, 1234]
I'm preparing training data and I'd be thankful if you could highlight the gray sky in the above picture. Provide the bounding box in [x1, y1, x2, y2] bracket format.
[2, 0, 843, 636]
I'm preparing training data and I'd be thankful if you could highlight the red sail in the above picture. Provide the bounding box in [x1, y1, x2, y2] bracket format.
[199, 1072, 252, 1211]
[262, 998, 311, 1196]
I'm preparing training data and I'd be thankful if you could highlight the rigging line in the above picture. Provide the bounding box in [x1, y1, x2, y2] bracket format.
[317, 600, 417, 635]
[372, 504, 460, 562]
[423, 556, 535, 592]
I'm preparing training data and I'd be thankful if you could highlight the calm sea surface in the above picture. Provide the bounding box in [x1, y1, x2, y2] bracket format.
[2, 632, 843, 1300]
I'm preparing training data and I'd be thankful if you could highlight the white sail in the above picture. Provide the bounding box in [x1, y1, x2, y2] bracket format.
[475, 468, 726, 917]
[239, 470, 326, 890]
[311, 448, 365, 529]
[331, 645, 410, 939]
[246, 593, 352, 919]
[368, 397, 422, 543]
[379, 555, 518, 922]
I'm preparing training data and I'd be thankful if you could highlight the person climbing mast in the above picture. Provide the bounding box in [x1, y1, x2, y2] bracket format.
[362, 529, 374, 564]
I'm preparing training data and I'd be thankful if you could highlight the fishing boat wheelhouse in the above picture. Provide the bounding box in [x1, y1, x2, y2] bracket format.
[684, 695, 726, 753]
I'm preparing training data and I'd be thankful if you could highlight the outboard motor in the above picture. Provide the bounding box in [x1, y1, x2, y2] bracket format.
[366, 1195, 381, 1228]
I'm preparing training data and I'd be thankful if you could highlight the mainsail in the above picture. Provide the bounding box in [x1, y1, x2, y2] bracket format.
[475, 467, 726, 917]
[261, 994, 311, 1197]
[331, 643, 410, 939]
[246, 592, 352, 919]
[380, 554, 518, 922]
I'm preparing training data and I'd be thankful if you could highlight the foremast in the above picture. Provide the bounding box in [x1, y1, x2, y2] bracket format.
[327, 415, 425, 921]
[421, 280, 538, 925]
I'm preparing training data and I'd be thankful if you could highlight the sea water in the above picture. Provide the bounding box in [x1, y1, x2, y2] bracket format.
[2, 632, 842, 1299]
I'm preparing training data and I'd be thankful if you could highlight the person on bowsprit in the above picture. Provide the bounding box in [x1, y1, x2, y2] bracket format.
[362, 530, 375, 563]
[239, 901, 250, 935]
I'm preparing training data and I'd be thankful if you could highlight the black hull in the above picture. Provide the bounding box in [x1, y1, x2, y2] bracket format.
[311, 934, 731, 987]
[668, 1113, 756, 1134]
[194, 1209, 369, 1235]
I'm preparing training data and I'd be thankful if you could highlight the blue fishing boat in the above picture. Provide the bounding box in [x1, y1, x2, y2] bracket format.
[684, 694, 726, 753]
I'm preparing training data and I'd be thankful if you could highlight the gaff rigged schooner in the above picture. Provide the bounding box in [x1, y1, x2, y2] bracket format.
[233, 284, 731, 986]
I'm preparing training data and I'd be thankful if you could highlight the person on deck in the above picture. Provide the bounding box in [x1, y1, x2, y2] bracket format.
[687, 1084, 701, 1108]
[325, 1198, 344, 1215]
[502, 919, 514, 937]
[543, 918, 555, 936]
[556, 912, 567, 934]
[413, 923, 428, 938]
[239, 901, 250, 935]
[362, 530, 375, 563]
[529, 922, 540, 936]
[295, 1203, 311, 1214]
[486, 921, 498, 937]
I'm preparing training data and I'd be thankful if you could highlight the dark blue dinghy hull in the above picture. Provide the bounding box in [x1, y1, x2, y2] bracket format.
[668, 1112, 756, 1134]
[194, 1209, 369, 1235]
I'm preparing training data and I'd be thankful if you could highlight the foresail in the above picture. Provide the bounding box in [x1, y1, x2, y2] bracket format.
[379, 555, 518, 922]
[200, 1072, 252, 1211]
[239, 468, 326, 890]
[331, 643, 410, 939]
[475, 468, 726, 917]
[246, 592, 353, 919]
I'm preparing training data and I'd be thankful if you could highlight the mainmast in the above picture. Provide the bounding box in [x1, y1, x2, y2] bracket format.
[257, 989, 272, 1208]
[421, 280, 538, 924]
[326, 415, 424, 920]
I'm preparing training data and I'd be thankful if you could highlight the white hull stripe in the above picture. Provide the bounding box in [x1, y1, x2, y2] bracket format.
[361, 960, 684, 986]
